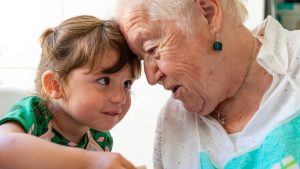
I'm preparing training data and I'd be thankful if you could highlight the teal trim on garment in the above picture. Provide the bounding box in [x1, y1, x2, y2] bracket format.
[199, 152, 218, 169]
[199, 111, 300, 169]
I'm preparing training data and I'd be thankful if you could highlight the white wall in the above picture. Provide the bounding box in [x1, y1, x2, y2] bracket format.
[0, 0, 120, 90]
[0, 1, 265, 168]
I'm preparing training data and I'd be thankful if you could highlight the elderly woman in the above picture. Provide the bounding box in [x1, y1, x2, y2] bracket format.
[117, 0, 300, 168]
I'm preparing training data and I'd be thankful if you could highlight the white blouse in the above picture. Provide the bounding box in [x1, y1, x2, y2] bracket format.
[153, 16, 300, 169]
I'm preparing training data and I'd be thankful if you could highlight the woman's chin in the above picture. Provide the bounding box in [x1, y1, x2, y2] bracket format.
[183, 101, 212, 116]
[183, 101, 205, 115]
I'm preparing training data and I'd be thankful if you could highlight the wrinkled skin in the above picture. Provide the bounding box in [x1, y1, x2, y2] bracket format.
[119, 6, 233, 116]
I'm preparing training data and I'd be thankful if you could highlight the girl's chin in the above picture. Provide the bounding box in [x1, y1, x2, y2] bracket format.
[93, 125, 115, 132]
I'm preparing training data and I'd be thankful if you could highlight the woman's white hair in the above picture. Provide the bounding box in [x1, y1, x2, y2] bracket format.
[120, 0, 248, 35]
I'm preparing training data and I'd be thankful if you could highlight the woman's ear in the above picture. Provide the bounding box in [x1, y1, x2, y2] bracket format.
[42, 71, 62, 99]
[194, 0, 222, 33]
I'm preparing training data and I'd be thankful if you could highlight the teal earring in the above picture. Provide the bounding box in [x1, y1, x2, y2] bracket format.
[213, 32, 222, 52]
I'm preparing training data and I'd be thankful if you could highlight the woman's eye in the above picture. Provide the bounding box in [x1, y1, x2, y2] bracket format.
[124, 80, 133, 89]
[97, 77, 110, 85]
[146, 47, 156, 55]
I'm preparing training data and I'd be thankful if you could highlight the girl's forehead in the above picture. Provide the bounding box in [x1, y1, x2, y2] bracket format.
[83, 50, 117, 71]
[102, 51, 119, 65]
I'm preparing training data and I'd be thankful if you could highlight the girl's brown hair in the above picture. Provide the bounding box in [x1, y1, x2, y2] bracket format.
[36, 15, 141, 101]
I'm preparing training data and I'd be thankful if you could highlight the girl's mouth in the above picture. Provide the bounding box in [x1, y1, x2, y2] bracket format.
[103, 112, 118, 116]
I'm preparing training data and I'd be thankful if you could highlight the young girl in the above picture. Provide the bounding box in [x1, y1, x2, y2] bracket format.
[0, 15, 141, 169]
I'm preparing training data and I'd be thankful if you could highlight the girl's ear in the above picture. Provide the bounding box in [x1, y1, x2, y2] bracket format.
[193, 0, 222, 34]
[42, 71, 62, 99]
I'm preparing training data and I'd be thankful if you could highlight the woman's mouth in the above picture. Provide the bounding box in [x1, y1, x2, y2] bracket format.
[172, 85, 182, 99]
[172, 85, 180, 94]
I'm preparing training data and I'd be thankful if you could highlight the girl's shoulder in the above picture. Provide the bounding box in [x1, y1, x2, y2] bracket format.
[0, 96, 52, 135]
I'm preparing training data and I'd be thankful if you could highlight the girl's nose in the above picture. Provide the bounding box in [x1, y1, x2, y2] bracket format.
[110, 88, 126, 104]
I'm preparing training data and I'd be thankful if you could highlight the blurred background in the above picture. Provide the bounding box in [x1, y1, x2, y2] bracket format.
[0, 0, 299, 168]
[266, 0, 300, 30]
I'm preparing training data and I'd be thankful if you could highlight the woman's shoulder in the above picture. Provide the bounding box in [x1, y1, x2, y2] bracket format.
[159, 98, 190, 121]
[154, 98, 199, 169]
[157, 97, 196, 132]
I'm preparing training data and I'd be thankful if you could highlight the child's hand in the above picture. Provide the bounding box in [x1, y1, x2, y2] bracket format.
[86, 151, 137, 169]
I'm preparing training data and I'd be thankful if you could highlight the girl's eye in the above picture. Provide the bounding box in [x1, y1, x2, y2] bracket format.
[124, 80, 133, 89]
[97, 77, 110, 85]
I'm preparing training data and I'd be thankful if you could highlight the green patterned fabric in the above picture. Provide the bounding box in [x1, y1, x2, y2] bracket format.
[0, 96, 113, 151]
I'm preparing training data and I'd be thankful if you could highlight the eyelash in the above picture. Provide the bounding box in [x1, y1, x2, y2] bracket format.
[97, 77, 110, 85]
[97, 77, 134, 89]
[124, 80, 133, 89]
[146, 46, 157, 55]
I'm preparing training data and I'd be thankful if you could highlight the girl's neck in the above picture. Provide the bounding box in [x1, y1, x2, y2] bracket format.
[48, 103, 89, 144]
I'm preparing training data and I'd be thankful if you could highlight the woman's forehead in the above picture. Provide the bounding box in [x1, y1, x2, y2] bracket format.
[127, 20, 162, 49]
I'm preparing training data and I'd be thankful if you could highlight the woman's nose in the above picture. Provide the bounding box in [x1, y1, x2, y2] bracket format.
[144, 60, 163, 85]
[110, 88, 126, 104]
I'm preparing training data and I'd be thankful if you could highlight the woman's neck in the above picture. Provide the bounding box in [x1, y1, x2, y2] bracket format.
[212, 59, 273, 134]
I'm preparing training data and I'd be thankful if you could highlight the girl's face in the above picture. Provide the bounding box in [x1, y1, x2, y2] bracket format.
[56, 50, 134, 131]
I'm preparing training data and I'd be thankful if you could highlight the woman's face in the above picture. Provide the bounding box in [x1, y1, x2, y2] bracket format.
[120, 10, 230, 115]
